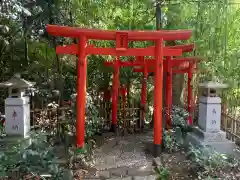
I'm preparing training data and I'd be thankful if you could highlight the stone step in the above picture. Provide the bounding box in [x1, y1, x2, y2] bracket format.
[132, 175, 157, 180]
[84, 175, 157, 180]
[85, 162, 155, 179]
[185, 132, 238, 155]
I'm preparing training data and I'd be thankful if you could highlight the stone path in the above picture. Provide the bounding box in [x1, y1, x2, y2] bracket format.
[84, 131, 158, 180]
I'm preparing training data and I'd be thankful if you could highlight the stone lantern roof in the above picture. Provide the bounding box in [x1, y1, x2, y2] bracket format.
[199, 81, 228, 89]
[0, 74, 35, 89]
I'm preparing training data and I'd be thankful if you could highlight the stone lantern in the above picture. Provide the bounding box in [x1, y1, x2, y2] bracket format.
[186, 81, 237, 155]
[0, 74, 35, 138]
[198, 81, 228, 132]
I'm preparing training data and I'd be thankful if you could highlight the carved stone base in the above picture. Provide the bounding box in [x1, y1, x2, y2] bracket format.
[193, 127, 226, 142]
[185, 126, 238, 155]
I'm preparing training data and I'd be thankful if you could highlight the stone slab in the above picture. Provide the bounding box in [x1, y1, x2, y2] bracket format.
[185, 132, 238, 155]
[127, 161, 153, 176]
[109, 177, 132, 180]
[96, 170, 110, 178]
[133, 175, 157, 180]
[110, 167, 128, 177]
[192, 127, 226, 142]
[0, 135, 32, 151]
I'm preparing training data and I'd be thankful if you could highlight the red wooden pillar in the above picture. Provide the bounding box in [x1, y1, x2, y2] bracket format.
[140, 66, 148, 129]
[187, 62, 193, 125]
[165, 56, 172, 129]
[76, 36, 87, 148]
[111, 57, 120, 132]
[153, 39, 163, 157]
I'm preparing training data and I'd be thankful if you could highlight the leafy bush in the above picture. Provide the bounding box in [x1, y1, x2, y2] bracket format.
[155, 166, 170, 180]
[186, 144, 234, 179]
[170, 105, 189, 128]
[0, 133, 66, 179]
[162, 129, 180, 152]
[71, 92, 102, 140]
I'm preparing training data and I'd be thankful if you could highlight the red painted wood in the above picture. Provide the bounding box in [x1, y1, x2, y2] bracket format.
[154, 39, 163, 146]
[168, 44, 195, 53]
[47, 23, 194, 151]
[56, 45, 182, 57]
[56, 44, 94, 54]
[76, 37, 87, 148]
[133, 67, 197, 73]
[46, 24, 192, 41]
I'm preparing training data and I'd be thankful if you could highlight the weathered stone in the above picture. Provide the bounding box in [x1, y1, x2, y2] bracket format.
[174, 127, 182, 142]
[133, 175, 158, 180]
[96, 170, 110, 178]
[153, 157, 162, 167]
[127, 162, 153, 176]
[110, 167, 128, 177]
[104, 155, 116, 165]
[109, 177, 132, 180]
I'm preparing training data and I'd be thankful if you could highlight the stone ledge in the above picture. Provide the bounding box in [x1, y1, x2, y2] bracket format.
[132, 175, 157, 180]
[185, 132, 238, 155]
[192, 127, 226, 142]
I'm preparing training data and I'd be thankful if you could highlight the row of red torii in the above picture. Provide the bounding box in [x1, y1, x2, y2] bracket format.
[46, 24, 200, 157]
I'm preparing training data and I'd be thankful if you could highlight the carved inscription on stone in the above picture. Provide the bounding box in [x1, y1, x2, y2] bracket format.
[12, 125, 19, 130]
[205, 133, 225, 142]
[212, 120, 216, 125]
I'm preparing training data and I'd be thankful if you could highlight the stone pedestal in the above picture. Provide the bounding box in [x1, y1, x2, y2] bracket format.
[198, 97, 221, 132]
[5, 97, 30, 138]
[186, 127, 236, 155]
[0, 135, 32, 152]
[185, 81, 237, 155]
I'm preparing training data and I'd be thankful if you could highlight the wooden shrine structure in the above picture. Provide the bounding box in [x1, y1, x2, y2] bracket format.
[46, 24, 192, 157]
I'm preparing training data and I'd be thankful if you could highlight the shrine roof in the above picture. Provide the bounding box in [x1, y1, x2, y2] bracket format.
[46, 25, 192, 41]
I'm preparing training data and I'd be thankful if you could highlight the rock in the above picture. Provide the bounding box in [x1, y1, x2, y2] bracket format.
[96, 170, 110, 178]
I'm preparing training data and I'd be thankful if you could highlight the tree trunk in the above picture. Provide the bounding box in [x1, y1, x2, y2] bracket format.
[48, 3, 63, 105]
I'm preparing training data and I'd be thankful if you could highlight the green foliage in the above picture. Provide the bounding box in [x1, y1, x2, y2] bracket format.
[186, 144, 238, 179]
[170, 106, 189, 128]
[155, 166, 170, 180]
[162, 129, 180, 152]
[71, 93, 102, 140]
[0, 133, 65, 179]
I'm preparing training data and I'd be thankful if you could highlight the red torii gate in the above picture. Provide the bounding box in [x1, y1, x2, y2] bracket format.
[133, 44, 195, 128]
[104, 49, 183, 131]
[105, 56, 199, 129]
[46, 24, 192, 156]
[133, 57, 200, 127]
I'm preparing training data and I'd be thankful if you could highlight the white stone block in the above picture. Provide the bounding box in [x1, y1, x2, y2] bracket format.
[5, 97, 30, 138]
[198, 97, 221, 132]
